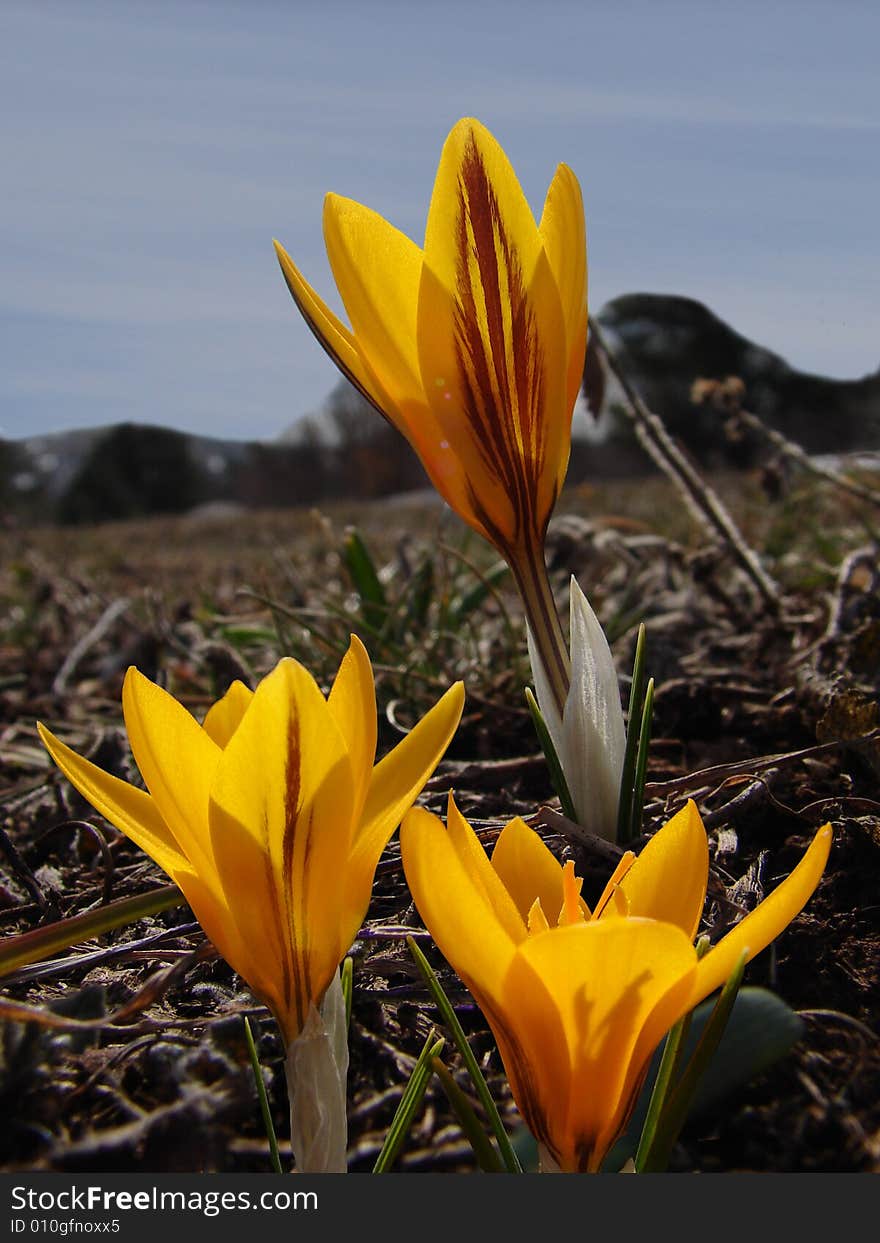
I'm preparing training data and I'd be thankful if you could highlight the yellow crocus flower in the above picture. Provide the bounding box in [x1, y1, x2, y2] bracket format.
[39, 638, 463, 1044]
[274, 117, 586, 714]
[401, 796, 831, 1173]
[38, 638, 463, 1171]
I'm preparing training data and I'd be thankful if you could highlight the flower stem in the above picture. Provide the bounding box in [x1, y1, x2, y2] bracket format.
[285, 970, 349, 1173]
[510, 541, 570, 717]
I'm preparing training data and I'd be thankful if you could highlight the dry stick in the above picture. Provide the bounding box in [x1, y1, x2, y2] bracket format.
[733, 405, 880, 509]
[823, 546, 878, 641]
[52, 597, 130, 695]
[642, 728, 880, 799]
[589, 321, 781, 611]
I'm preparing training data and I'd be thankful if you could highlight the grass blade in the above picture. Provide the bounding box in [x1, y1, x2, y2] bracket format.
[430, 1056, 504, 1173]
[0, 885, 186, 977]
[638, 949, 748, 1172]
[448, 559, 510, 626]
[616, 622, 647, 842]
[524, 687, 577, 822]
[343, 528, 387, 632]
[341, 955, 353, 1031]
[372, 1029, 444, 1173]
[405, 555, 435, 632]
[243, 1016, 283, 1174]
[628, 676, 655, 838]
[633, 1008, 692, 1172]
[407, 935, 521, 1173]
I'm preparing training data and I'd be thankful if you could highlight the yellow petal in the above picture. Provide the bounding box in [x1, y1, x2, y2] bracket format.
[202, 680, 253, 749]
[487, 937, 572, 1160]
[168, 866, 252, 993]
[423, 118, 543, 296]
[445, 795, 527, 943]
[539, 163, 588, 414]
[527, 897, 550, 934]
[327, 634, 377, 825]
[508, 920, 697, 1171]
[400, 805, 519, 1004]
[417, 119, 569, 553]
[208, 657, 356, 1041]
[603, 885, 631, 919]
[172, 866, 296, 1036]
[121, 668, 221, 878]
[37, 722, 190, 884]
[323, 193, 425, 412]
[273, 238, 391, 416]
[491, 815, 578, 924]
[616, 800, 709, 940]
[694, 823, 832, 1003]
[346, 681, 464, 921]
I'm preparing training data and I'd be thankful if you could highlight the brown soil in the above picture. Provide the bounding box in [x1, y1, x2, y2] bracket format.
[1, 476, 878, 1174]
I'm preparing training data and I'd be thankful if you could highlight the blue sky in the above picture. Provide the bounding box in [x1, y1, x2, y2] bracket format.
[2, 0, 878, 442]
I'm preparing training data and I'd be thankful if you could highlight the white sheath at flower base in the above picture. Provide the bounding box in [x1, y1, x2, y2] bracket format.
[285, 969, 350, 1173]
[528, 577, 626, 841]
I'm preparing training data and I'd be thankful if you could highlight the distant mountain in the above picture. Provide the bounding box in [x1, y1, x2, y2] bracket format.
[591, 293, 880, 464]
[4, 294, 879, 525]
[1, 417, 425, 526]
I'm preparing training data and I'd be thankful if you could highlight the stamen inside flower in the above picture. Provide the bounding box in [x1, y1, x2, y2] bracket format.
[557, 859, 587, 927]
[592, 850, 636, 920]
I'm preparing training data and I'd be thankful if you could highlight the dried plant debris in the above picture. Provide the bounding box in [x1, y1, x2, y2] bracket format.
[1, 474, 878, 1173]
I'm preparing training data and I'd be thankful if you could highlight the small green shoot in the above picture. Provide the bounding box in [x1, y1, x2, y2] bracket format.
[430, 1055, 504, 1173]
[372, 1029, 444, 1173]
[341, 956, 354, 1031]
[407, 935, 521, 1173]
[629, 676, 655, 837]
[447, 558, 510, 628]
[633, 934, 709, 1171]
[242, 1016, 283, 1174]
[524, 686, 577, 822]
[342, 527, 388, 632]
[636, 949, 748, 1172]
[616, 622, 648, 842]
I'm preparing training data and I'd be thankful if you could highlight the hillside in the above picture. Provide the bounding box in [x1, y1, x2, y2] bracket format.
[3, 294, 879, 524]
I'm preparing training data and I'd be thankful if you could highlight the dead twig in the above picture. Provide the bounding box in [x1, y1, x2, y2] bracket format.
[51, 597, 130, 695]
[644, 730, 880, 800]
[590, 320, 782, 611]
[35, 819, 116, 907]
[3, 921, 203, 985]
[733, 405, 880, 508]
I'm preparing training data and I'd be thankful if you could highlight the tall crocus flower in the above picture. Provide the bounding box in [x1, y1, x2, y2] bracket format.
[274, 117, 586, 716]
[38, 638, 464, 1172]
[401, 796, 831, 1173]
[528, 576, 626, 840]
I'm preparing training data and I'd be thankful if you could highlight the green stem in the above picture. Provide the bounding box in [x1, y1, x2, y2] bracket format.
[509, 541, 570, 718]
[633, 1009, 692, 1172]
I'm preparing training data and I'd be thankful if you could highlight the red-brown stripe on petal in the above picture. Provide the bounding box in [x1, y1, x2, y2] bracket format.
[283, 715, 317, 1037]
[259, 711, 315, 1039]
[453, 133, 550, 555]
